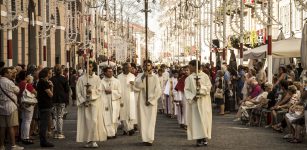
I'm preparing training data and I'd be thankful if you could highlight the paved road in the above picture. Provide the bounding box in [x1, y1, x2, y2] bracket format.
[23, 106, 307, 150]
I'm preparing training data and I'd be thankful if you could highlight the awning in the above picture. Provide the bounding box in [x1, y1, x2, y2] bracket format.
[243, 38, 301, 59]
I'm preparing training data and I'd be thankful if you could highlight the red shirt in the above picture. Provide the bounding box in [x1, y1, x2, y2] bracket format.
[18, 81, 35, 97]
[250, 85, 262, 98]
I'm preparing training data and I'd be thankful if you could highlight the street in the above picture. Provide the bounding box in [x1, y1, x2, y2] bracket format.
[22, 106, 307, 150]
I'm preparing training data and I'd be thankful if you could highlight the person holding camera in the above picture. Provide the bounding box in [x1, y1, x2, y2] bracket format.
[36, 68, 54, 147]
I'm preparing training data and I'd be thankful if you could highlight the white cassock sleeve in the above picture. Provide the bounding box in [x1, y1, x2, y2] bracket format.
[184, 76, 196, 104]
[135, 74, 145, 89]
[76, 78, 86, 106]
[90, 79, 102, 101]
[164, 80, 170, 95]
[199, 75, 212, 96]
[112, 80, 122, 101]
[148, 76, 162, 105]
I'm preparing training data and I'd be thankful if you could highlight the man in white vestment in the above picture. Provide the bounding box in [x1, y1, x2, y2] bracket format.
[118, 63, 136, 136]
[130, 63, 140, 131]
[157, 69, 165, 114]
[135, 60, 162, 146]
[160, 64, 170, 115]
[101, 67, 122, 139]
[76, 61, 107, 148]
[164, 71, 178, 118]
[175, 66, 190, 129]
[184, 60, 212, 147]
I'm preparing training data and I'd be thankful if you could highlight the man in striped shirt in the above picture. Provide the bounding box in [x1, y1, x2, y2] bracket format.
[0, 67, 23, 150]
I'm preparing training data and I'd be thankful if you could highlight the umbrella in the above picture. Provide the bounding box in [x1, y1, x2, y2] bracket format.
[301, 22, 307, 69]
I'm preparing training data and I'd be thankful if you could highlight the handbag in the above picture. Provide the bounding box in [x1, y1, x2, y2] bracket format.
[214, 88, 224, 99]
[21, 84, 37, 104]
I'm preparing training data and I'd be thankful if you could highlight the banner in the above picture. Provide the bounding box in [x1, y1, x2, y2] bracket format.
[114, 37, 128, 63]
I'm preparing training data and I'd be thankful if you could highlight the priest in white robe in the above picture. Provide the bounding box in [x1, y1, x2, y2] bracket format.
[135, 60, 162, 146]
[164, 73, 178, 117]
[130, 63, 140, 130]
[76, 61, 107, 148]
[157, 69, 166, 113]
[101, 67, 122, 138]
[118, 63, 136, 135]
[175, 66, 190, 128]
[184, 60, 212, 147]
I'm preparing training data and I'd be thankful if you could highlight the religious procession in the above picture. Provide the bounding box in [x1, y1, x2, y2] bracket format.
[0, 0, 307, 150]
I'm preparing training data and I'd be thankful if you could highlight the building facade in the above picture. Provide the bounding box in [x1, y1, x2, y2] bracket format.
[0, 0, 68, 67]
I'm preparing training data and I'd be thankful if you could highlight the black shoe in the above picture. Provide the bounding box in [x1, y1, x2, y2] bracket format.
[202, 139, 208, 146]
[22, 139, 34, 145]
[107, 136, 116, 139]
[128, 130, 135, 136]
[179, 124, 185, 129]
[123, 131, 128, 135]
[196, 139, 204, 147]
[133, 125, 138, 131]
[40, 141, 54, 147]
[143, 142, 152, 146]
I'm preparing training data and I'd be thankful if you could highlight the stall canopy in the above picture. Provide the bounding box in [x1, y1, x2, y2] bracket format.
[243, 38, 301, 59]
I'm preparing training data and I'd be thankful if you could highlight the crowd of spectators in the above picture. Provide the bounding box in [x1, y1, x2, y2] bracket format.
[205, 60, 307, 144]
[0, 62, 74, 150]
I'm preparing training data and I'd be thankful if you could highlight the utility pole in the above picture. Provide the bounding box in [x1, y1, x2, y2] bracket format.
[175, 7, 180, 65]
[267, 0, 273, 84]
[1, 0, 25, 67]
[95, 9, 98, 62]
[7, 0, 13, 66]
[145, 0, 149, 104]
[222, 0, 227, 62]
[209, 0, 213, 64]
[239, 0, 244, 65]
[42, 0, 47, 67]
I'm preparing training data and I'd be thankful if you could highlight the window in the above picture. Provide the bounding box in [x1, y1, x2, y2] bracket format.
[11, 0, 16, 15]
[0, 30, 3, 61]
[21, 0, 24, 11]
[38, 0, 41, 16]
[46, 0, 50, 22]
[22, 28, 25, 64]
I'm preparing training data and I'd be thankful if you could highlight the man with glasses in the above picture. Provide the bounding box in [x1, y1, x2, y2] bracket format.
[101, 67, 122, 139]
[0, 67, 23, 150]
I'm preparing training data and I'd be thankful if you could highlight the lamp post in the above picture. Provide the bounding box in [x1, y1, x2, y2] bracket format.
[0, 0, 25, 67]
[62, 0, 80, 69]
[37, 0, 57, 67]
[138, 0, 155, 105]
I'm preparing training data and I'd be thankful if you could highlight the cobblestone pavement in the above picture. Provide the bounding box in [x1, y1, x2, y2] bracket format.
[22, 106, 307, 150]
